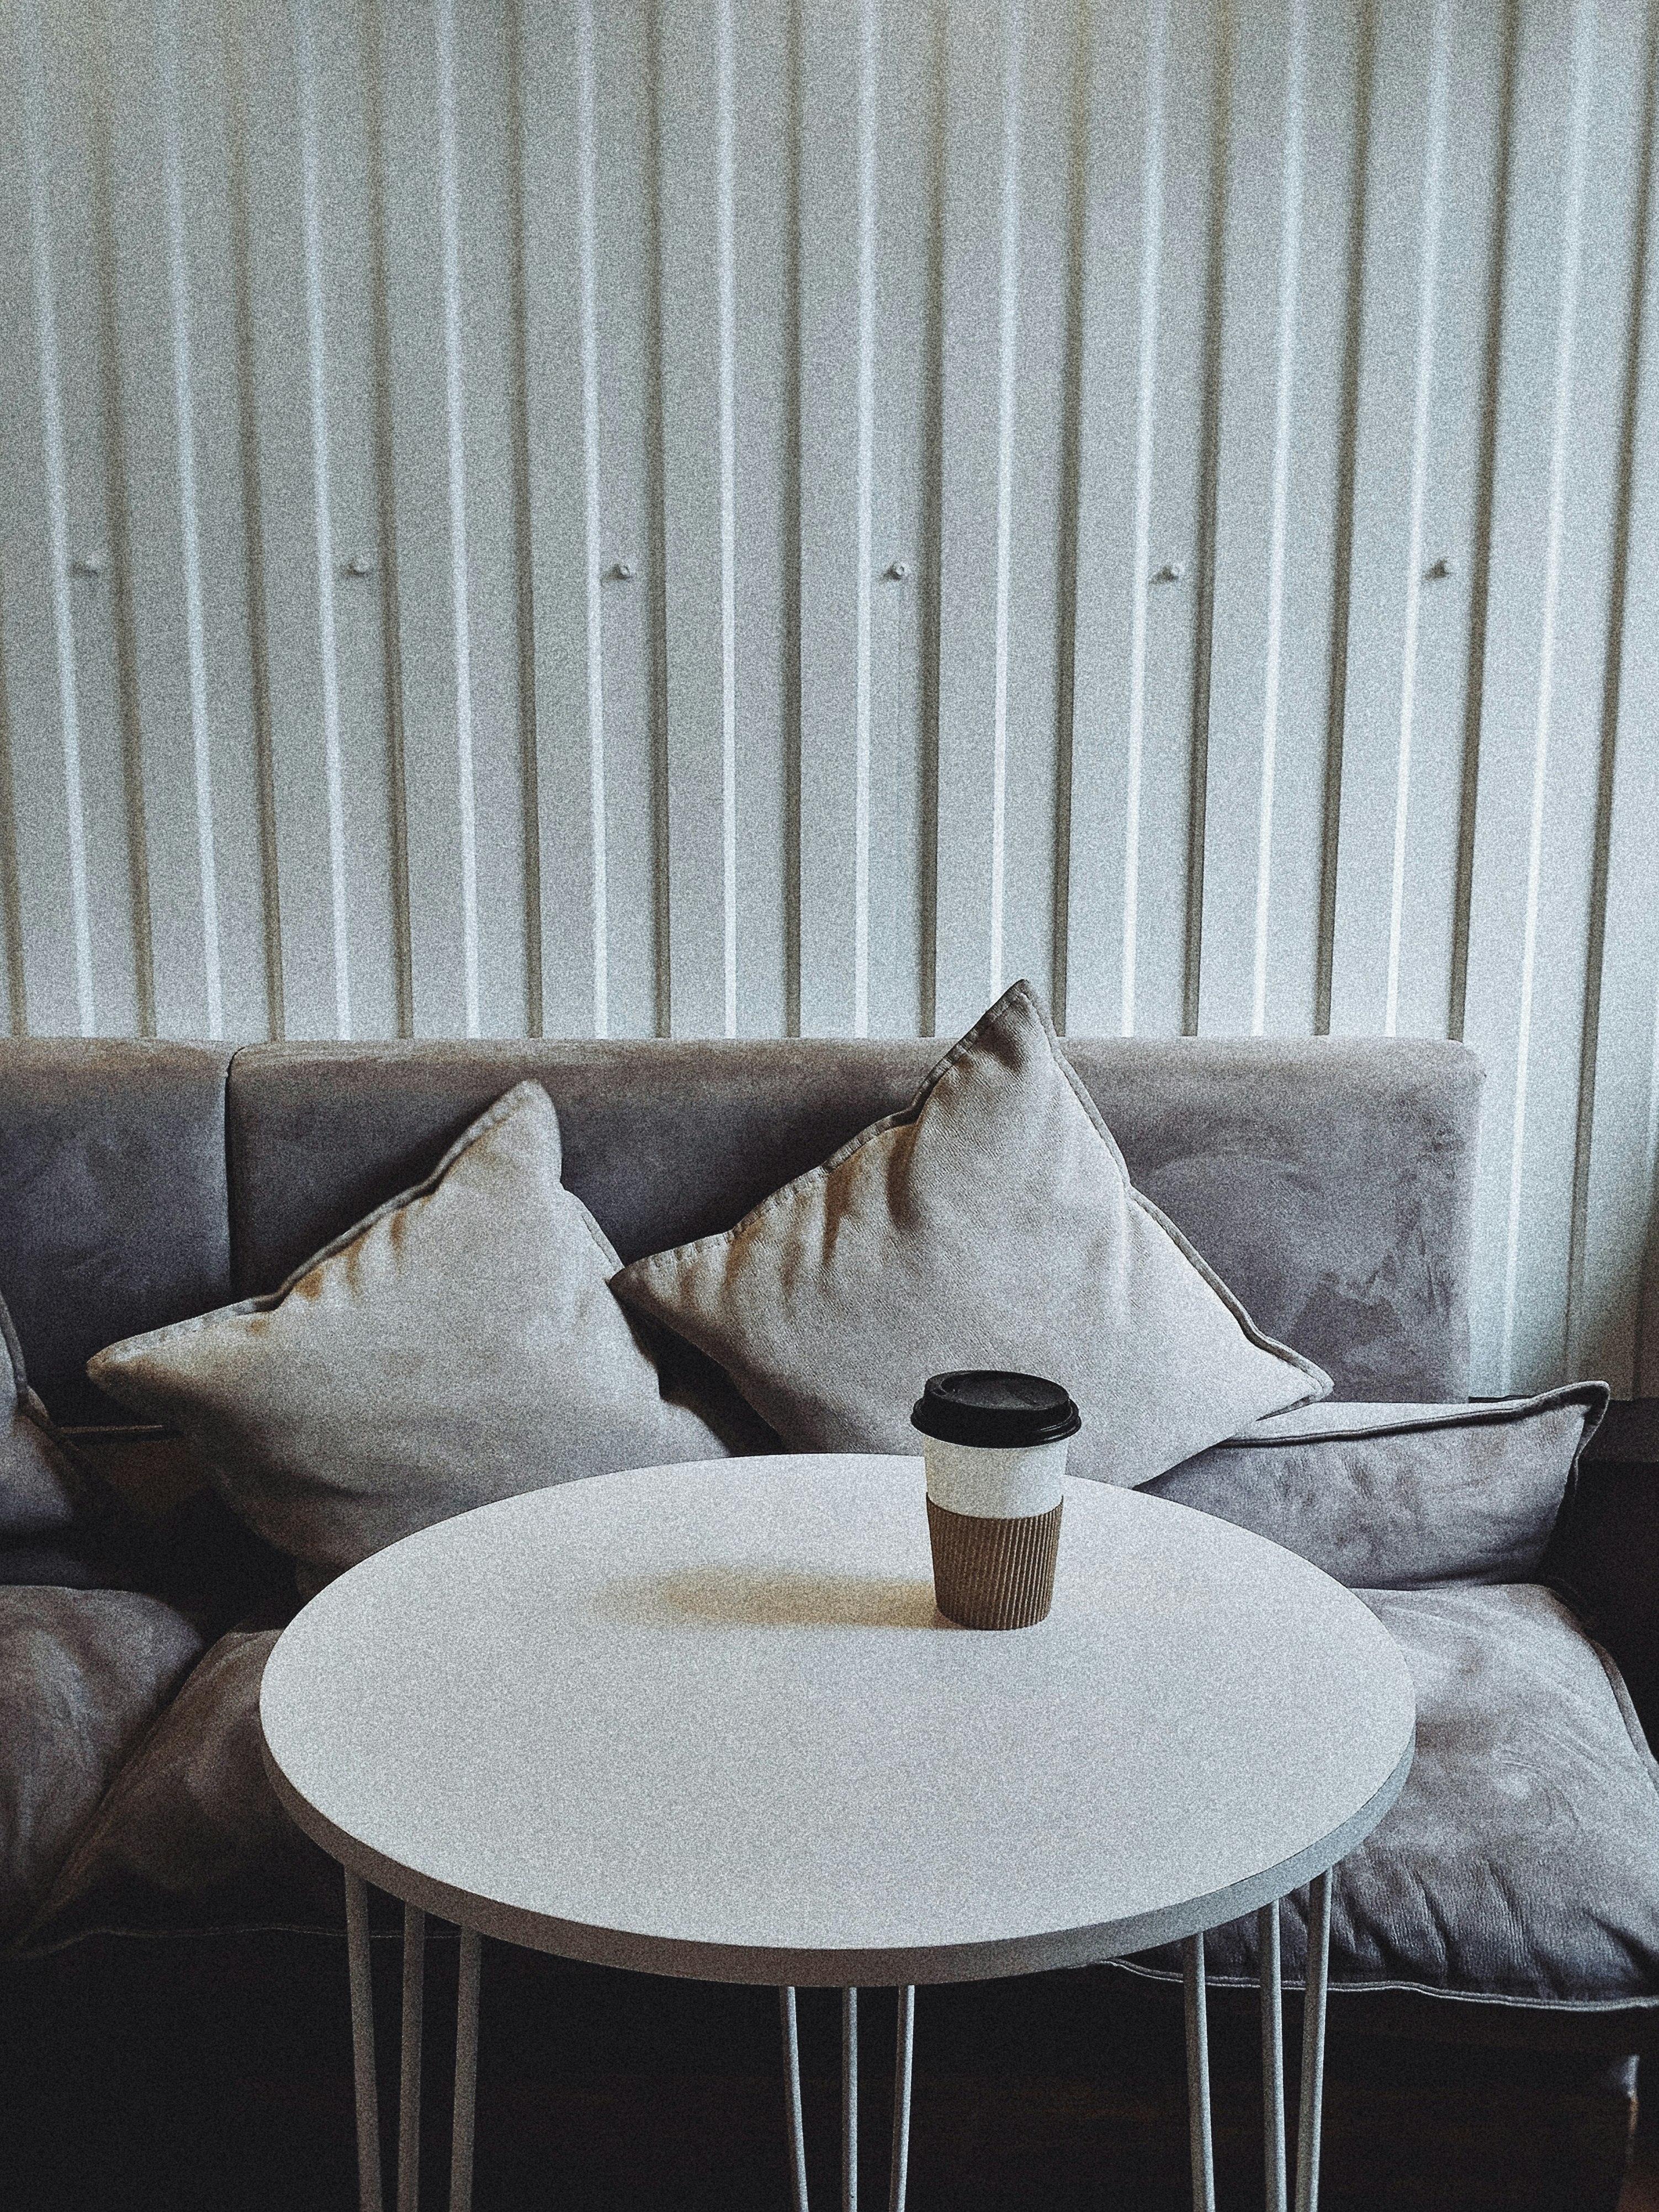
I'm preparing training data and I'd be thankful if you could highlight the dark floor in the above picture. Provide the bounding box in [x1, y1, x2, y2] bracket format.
[1624, 2153, 1658, 2211]
[1, 1934, 1644, 2211]
[1620, 2107, 1659, 2212]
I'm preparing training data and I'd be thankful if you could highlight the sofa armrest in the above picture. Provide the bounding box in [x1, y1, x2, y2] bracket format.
[1543, 1400, 1659, 1748]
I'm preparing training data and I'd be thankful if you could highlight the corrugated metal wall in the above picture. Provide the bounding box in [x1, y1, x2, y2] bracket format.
[1, 0, 1656, 1396]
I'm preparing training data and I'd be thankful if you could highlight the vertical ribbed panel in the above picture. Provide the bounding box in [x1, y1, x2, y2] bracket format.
[1327, 0, 1450, 1042]
[1199, 0, 1310, 1039]
[2, 0, 1658, 1395]
[1063, 0, 1169, 1040]
[1575, 0, 1659, 1394]
[932, 0, 1024, 1038]
[798, 0, 878, 1039]
[656, 0, 739, 1038]
[2, 0, 87, 1039]
[520, 0, 606, 1041]
[1461, 0, 1599, 1394]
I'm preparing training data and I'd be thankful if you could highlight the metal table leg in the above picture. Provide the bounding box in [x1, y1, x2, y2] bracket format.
[344, 1871, 383, 2212]
[889, 1987, 914, 2212]
[449, 1929, 481, 2212]
[1190, 1871, 1334, 2212]
[1183, 1934, 1216, 2212]
[1260, 1899, 1288, 2212]
[1295, 1870, 1333, 2212]
[780, 1989, 811, 2212]
[778, 1985, 916, 2212]
[399, 1905, 426, 2212]
[342, 1877, 483, 2212]
[843, 1987, 858, 2211]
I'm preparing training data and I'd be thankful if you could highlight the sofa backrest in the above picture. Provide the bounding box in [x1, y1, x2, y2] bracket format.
[0, 1034, 1482, 1425]
[0, 1042, 235, 1425]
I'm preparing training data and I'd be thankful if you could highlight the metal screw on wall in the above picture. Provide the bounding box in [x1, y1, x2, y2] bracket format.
[1153, 560, 1186, 585]
[609, 560, 637, 581]
[70, 554, 105, 579]
[342, 555, 377, 579]
[885, 560, 911, 581]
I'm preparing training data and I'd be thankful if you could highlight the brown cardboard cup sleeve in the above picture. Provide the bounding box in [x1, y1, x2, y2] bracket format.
[926, 1493, 1064, 1630]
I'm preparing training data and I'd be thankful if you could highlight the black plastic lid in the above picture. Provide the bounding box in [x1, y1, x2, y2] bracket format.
[910, 1370, 1082, 1449]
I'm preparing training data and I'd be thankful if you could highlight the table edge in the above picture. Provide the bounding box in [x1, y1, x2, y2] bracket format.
[261, 1729, 1414, 1988]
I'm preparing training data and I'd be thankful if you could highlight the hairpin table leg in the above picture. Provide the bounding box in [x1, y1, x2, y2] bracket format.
[344, 1871, 383, 2212]
[1184, 1934, 1216, 2212]
[1295, 1870, 1333, 2212]
[843, 1988, 859, 2212]
[1261, 1899, 1288, 2212]
[398, 1904, 426, 2212]
[780, 1989, 810, 2212]
[448, 1929, 481, 2212]
[888, 1987, 914, 2212]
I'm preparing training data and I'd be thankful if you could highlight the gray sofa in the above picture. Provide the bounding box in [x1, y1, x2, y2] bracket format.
[1, 1033, 1655, 2212]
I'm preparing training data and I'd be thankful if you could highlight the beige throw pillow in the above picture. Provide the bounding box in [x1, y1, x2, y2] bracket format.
[88, 1082, 730, 1584]
[614, 981, 1329, 1486]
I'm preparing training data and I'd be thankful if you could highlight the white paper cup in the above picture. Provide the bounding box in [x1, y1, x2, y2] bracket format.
[922, 1435, 1070, 1520]
[911, 1372, 1081, 1630]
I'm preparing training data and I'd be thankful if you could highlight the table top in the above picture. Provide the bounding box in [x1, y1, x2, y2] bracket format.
[261, 1455, 1415, 1988]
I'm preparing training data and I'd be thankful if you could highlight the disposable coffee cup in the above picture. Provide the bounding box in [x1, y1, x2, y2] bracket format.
[911, 1370, 1082, 1630]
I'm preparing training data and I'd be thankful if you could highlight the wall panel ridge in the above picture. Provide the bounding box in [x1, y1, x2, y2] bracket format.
[12, 0, 96, 1038]
[0, 0, 1656, 1393]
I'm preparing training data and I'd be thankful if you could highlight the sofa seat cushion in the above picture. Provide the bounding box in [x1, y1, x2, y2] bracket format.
[1118, 1583, 1659, 2010]
[0, 1588, 205, 1945]
[24, 1585, 1656, 2012]
[21, 1629, 343, 1950]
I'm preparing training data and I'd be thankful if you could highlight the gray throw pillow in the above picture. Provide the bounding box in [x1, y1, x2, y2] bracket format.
[614, 980, 1329, 1488]
[87, 1081, 732, 1585]
[1146, 1383, 1609, 1587]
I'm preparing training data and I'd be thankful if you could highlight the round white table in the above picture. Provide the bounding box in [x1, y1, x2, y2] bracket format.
[261, 1454, 1414, 2212]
